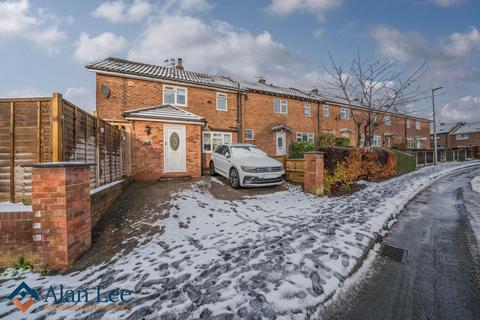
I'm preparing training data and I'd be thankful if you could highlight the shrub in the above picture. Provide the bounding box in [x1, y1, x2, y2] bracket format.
[14, 257, 32, 270]
[290, 141, 315, 159]
[317, 132, 336, 147]
[320, 147, 398, 194]
[335, 137, 351, 147]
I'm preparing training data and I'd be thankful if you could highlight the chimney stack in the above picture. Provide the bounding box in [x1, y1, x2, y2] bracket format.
[176, 58, 184, 70]
[258, 78, 266, 84]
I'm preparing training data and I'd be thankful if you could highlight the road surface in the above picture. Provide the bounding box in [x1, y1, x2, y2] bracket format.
[321, 166, 480, 320]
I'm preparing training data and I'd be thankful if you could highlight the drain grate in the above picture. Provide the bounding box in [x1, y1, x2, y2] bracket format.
[381, 244, 408, 263]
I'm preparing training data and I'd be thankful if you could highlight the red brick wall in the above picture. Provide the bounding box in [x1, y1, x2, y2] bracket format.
[242, 92, 320, 156]
[31, 164, 91, 270]
[90, 179, 130, 226]
[0, 210, 34, 267]
[131, 120, 202, 180]
[96, 74, 238, 132]
[303, 152, 324, 195]
[449, 131, 480, 147]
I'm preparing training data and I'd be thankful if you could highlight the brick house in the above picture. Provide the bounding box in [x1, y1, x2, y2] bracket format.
[86, 57, 431, 180]
[432, 122, 480, 148]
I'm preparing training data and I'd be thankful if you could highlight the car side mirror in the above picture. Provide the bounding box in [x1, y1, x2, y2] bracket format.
[225, 152, 231, 158]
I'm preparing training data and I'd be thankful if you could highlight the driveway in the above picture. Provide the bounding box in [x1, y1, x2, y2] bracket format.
[0, 162, 479, 320]
[320, 166, 480, 320]
[74, 177, 286, 270]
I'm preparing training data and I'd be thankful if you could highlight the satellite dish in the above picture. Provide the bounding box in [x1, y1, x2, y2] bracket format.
[101, 85, 111, 98]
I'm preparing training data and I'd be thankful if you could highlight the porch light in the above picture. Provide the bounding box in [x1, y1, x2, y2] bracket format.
[145, 125, 152, 135]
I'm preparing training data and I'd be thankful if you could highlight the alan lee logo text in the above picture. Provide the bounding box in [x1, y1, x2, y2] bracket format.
[42, 285, 132, 303]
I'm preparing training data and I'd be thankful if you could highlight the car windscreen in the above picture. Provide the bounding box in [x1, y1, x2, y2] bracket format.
[230, 146, 266, 157]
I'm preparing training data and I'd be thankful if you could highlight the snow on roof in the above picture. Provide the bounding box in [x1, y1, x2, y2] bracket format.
[123, 104, 205, 124]
[87, 57, 430, 121]
[451, 122, 480, 135]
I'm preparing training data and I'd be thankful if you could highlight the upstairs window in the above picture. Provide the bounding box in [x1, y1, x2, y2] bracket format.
[216, 92, 228, 111]
[416, 120, 421, 130]
[244, 129, 254, 140]
[456, 133, 469, 140]
[406, 119, 411, 128]
[340, 107, 350, 120]
[163, 85, 187, 106]
[304, 104, 312, 117]
[384, 115, 392, 125]
[274, 98, 288, 114]
[323, 105, 329, 117]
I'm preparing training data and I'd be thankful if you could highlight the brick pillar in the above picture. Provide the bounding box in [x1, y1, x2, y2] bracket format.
[304, 151, 324, 196]
[31, 163, 91, 270]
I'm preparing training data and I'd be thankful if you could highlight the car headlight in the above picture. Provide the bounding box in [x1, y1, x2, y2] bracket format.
[241, 166, 258, 173]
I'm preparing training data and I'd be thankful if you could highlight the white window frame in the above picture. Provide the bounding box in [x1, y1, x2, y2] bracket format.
[416, 120, 421, 130]
[304, 103, 312, 117]
[274, 98, 288, 114]
[372, 135, 381, 147]
[456, 133, 469, 140]
[216, 92, 228, 111]
[296, 132, 314, 143]
[384, 115, 392, 125]
[340, 107, 350, 120]
[163, 85, 188, 107]
[244, 129, 254, 140]
[323, 104, 329, 117]
[202, 131, 232, 153]
[406, 119, 411, 129]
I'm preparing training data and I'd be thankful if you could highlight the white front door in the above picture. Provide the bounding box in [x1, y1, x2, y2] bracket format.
[275, 131, 286, 156]
[164, 124, 186, 172]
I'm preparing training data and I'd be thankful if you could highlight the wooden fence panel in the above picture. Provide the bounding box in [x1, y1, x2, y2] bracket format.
[0, 102, 11, 202]
[0, 95, 127, 203]
[285, 159, 304, 183]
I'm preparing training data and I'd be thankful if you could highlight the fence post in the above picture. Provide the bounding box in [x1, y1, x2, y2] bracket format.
[51, 93, 63, 162]
[9, 101, 15, 202]
[303, 151, 324, 196]
[94, 113, 100, 188]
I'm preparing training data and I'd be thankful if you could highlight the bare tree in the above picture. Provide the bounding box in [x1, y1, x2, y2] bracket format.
[322, 51, 427, 146]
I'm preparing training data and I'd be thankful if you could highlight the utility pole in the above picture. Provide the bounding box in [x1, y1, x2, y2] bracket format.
[432, 86, 443, 165]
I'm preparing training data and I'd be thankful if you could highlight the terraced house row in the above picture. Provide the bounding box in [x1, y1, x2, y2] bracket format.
[86, 57, 431, 180]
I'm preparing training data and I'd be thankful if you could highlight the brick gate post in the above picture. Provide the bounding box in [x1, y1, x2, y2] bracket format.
[303, 151, 324, 196]
[31, 163, 91, 270]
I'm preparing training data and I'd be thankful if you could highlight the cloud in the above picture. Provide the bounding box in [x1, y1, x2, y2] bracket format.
[1, 87, 44, 98]
[372, 26, 427, 62]
[128, 15, 303, 84]
[442, 27, 480, 59]
[0, 0, 66, 53]
[371, 25, 480, 90]
[266, 0, 342, 19]
[430, 0, 466, 7]
[64, 87, 95, 113]
[440, 96, 480, 121]
[74, 32, 128, 64]
[92, 0, 152, 23]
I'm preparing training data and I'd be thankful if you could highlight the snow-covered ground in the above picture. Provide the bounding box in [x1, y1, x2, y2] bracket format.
[471, 176, 480, 193]
[466, 175, 480, 251]
[1, 161, 479, 320]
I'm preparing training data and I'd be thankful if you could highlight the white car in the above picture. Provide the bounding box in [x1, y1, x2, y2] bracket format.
[209, 143, 285, 188]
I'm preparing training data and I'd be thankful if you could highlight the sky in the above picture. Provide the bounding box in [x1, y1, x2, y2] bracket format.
[1, 0, 479, 123]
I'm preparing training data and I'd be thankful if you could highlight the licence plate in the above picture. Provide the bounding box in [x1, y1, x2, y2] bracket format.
[263, 173, 280, 179]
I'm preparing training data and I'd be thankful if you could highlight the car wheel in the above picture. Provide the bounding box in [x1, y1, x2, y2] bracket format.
[229, 168, 241, 189]
[209, 161, 217, 176]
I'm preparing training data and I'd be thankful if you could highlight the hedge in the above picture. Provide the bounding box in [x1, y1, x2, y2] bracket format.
[318, 146, 397, 193]
[390, 149, 416, 174]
